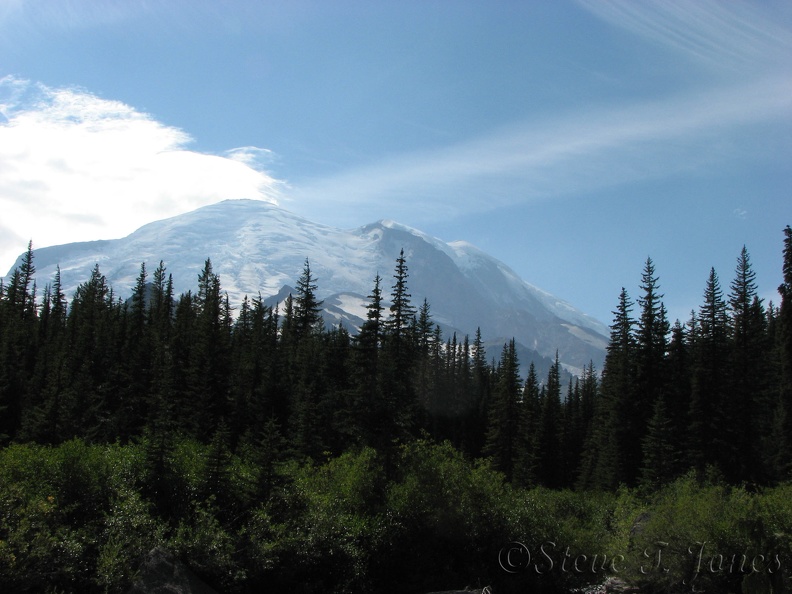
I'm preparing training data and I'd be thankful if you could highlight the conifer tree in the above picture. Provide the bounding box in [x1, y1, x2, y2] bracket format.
[59, 264, 117, 440]
[192, 259, 232, 437]
[283, 261, 329, 459]
[514, 361, 541, 487]
[727, 247, 768, 482]
[663, 320, 689, 475]
[579, 288, 635, 490]
[414, 299, 436, 422]
[562, 377, 584, 487]
[380, 249, 418, 443]
[468, 327, 491, 456]
[687, 268, 731, 477]
[483, 339, 521, 481]
[631, 258, 669, 482]
[0, 244, 40, 442]
[639, 396, 677, 491]
[536, 353, 563, 487]
[773, 226, 792, 480]
[294, 259, 323, 339]
[349, 274, 385, 447]
[121, 262, 151, 438]
[386, 249, 415, 345]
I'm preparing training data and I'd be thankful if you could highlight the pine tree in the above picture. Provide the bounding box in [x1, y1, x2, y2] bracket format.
[59, 264, 118, 441]
[513, 362, 540, 487]
[192, 259, 232, 437]
[639, 396, 677, 491]
[380, 249, 418, 442]
[662, 320, 689, 478]
[0, 243, 39, 442]
[631, 258, 669, 483]
[349, 274, 385, 447]
[727, 247, 768, 483]
[562, 377, 584, 488]
[468, 327, 491, 456]
[283, 261, 330, 460]
[483, 339, 521, 481]
[294, 259, 324, 338]
[121, 262, 151, 439]
[536, 353, 563, 488]
[579, 288, 635, 490]
[688, 268, 731, 477]
[18, 241, 37, 321]
[414, 299, 436, 422]
[18, 266, 71, 443]
[773, 226, 792, 480]
[386, 249, 415, 345]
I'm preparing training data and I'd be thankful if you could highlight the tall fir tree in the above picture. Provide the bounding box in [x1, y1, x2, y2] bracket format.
[772, 226, 792, 480]
[513, 362, 541, 487]
[687, 268, 731, 477]
[381, 249, 418, 441]
[191, 259, 232, 437]
[468, 327, 491, 456]
[294, 259, 324, 339]
[631, 258, 669, 483]
[0, 242, 39, 442]
[483, 339, 522, 481]
[727, 247, 768, 483]
[536, 353, 563, 488]
[348, 274, 385, 447]
[578, 288, 635, 490]
[639, 396, 677, 491]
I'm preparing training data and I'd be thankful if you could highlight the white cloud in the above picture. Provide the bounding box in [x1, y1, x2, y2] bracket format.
[0, 76, 281, 274]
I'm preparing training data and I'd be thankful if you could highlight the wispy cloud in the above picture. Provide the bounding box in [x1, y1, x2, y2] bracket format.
[292, 75, 791, 221]
[291, 1, 791, 224]
[0, 0, 154, 32]
[0, 76, 281, 273]
[576, 0, 792, 72]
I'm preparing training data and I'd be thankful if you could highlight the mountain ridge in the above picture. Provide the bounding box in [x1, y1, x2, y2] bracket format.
[5, 199, 608, 374]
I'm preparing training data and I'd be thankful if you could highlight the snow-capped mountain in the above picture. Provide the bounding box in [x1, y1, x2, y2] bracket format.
[6, 199, 608, 373]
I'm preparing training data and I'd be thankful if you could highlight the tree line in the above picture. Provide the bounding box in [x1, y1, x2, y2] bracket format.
[1, 227, 791, 491]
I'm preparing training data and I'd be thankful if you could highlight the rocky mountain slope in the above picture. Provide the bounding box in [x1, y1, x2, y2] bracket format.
[6, 199, 608, 373]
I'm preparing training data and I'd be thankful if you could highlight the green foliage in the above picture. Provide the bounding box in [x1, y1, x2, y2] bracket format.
[169, 498, 246, 592]
[0, 441, 158, 593]
[2, 230, 792, 591]
[282, 447, 388, 593]
[95, 486, 165, 593]
[624, 473, 791, 593]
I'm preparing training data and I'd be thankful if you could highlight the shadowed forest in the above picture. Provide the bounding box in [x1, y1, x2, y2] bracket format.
[0, 226, 790, 593]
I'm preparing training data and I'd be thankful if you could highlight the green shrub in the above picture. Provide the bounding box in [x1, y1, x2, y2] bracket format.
[94, 486, 165, 593]
[625, 473, 774, 593]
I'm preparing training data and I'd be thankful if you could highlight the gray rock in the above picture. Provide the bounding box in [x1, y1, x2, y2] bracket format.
[127, 547, 219, 594]
[425, 589, 491, 594]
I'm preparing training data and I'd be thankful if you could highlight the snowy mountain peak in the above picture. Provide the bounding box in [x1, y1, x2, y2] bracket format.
[6, 199, 608, 373]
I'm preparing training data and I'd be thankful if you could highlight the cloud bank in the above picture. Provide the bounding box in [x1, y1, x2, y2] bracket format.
[0, 76, 281, 273]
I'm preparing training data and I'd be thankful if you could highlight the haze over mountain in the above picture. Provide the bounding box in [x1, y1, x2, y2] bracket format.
[6, 199, 607, 374]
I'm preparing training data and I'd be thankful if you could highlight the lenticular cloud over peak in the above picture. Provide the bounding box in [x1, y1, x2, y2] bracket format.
[0, 76, 282, 273]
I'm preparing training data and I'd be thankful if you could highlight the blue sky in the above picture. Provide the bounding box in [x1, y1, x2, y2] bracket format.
[1, 0, 790, 326]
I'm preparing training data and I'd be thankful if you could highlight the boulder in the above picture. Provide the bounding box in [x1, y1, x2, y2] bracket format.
[127, 547, 219, 594]
[425, 589, 490, 594]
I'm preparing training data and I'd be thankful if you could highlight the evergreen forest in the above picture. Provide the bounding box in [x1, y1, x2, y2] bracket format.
[0, 227, 791, 593]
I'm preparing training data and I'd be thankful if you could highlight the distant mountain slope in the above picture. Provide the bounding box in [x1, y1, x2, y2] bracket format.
[6, 199, 608, 373]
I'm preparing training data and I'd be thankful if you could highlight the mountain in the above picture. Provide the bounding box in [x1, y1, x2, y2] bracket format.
[5, 199, 608, 374]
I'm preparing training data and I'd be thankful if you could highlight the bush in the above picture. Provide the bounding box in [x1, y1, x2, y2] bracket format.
[624, 472, 780, 593]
